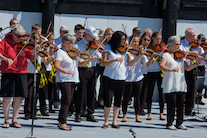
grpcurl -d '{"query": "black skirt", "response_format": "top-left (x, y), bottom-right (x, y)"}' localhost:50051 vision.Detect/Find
top-left (0, 73), bottom-right (28, 98)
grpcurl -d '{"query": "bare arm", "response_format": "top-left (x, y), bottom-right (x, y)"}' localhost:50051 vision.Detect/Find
top-left (184, 55), bottom-right (203, 71)
top-left (54, 60), bottom-right (75, 76)
top-left (127, 52), bottom-right (144, 66)
top-left (101, 51), bottom-right (123, 66)
top-left (160, 58), bottom-right (179, 72)
top-left (78, 56), bottom-right (98, 67)
top-left (146, 52), bottom-right (157, 67)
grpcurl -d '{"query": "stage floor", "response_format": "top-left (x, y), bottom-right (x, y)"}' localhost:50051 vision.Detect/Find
top-left (0, 99), bottom-right (207, 138)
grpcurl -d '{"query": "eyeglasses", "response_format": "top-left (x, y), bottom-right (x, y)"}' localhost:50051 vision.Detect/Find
top-left (144, 38), bottom-right (150, 41)
top-left (174, 43), bottom-right (181, 46)
top-left (14, 33), bottom-right (23, 38)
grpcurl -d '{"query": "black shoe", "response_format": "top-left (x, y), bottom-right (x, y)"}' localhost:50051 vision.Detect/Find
top-left (198, 101), bottom-right (205, 105)
top-left (86, 115), bottom-right (98, 122)
top-left (68, 111), bottom-right (73, 117)
top-left (41, 109), bottom-right (50, 116)
top-left (24, 116), bottom-right (30, 120)
top-left (74, 115), bottom-right (81, 122)
top-left (49, 109), bottom-right (55, 113)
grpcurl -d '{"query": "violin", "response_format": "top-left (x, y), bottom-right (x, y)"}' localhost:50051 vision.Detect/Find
top-left (200, 41), bottom-right (207, 50)
top-left (145, 49), bottom-right (154, 56)
top-left (80, 51), bottom-right (90, 59)
top-left (190, 39), bottom-right (199, 47)
top-left (68, 48), bottom-right (80, 58)
top-left (118, 43), bottom-right (128, 53)
top-left (128, 45), bottom-right (144, 55)
top-left (89, 39), bottom-right (105, 53)
top-left (155, 42), bottom-right (169, 53)
top-left (38, 50), bottom-right (49, 57)
top-left (17, 42), bottom-right (35, 50)
top-left (174, 50), bottom-right (197, 60)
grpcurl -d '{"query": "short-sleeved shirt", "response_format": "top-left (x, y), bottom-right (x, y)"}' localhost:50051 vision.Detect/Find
top-left (55, 48), bottom-right (79, 83)
top-left (103, 44), bottom-right (128, 80)
top-left (161, 53), bottom-right (187, 93)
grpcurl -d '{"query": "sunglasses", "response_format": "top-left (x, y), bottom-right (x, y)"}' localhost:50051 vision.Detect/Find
top-left (14, 33), bottom-right (23, 38)
top-left (144, 38), bottom-right (150, 41)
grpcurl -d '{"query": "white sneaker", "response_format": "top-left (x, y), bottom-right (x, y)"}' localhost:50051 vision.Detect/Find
top-left (176, 124), bottom-right (188, 130)
top-left (166, 125), bottom-right (177, 130)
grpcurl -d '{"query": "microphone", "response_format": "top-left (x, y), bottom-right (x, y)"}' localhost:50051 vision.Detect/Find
top-left (129, 128), bottom-right (136, 138)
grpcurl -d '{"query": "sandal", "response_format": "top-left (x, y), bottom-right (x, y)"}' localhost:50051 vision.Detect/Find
top-left (2, 122), bottom-right (9, 128)
top-left (101, 124), bottom-right (108, 129)
top-left (59, 124), bottom-right (72, 131)
top-left (111, 124), bottom-right (121, 129)
top-left (10, 122), bottom-right (21, 128)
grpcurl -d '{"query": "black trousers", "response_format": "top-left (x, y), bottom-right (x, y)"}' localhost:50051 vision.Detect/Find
top-left (185, 69), bottom-right (196, 114)
top-left (98, 66), bottom-right (105, 102)
top-left (75, 67), bottom-right (96, 116)
top-left (165, 92), bottom-right (186, 126)
top-left (103, 76), bottom-right (125, 107)
top-left (146, 71), bottom-right (164, 113)
top-left (122, 80), bottom-right (143, 115)
top-left (24, 73), bottom-right (40, 117)
top-left (58, 82), bottom-right (75, 124)
top-left (140, 74), bottom-right (148, 112)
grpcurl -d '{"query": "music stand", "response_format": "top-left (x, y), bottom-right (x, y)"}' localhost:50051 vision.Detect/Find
top-left (189, 68), bottom-right (207, 122)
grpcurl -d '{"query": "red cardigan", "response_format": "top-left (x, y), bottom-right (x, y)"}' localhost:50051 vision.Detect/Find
top-left (0, 32), bottom-right (34, 74)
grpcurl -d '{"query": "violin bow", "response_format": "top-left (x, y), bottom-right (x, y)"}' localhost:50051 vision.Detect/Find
top-left (46, 21), bottom-right (52, 35)
top-left (6, 36), bottom-right (31, 71)
top-left (118, 37), bottom-right (135, 68)
top-left (91, 35), bottom-right (108, 56)
top-left (122, 24), bottom-right (127, 36)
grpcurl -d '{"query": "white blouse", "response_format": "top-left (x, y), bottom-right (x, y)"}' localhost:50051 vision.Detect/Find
top-left (126, 54), bottom-right (148, 82)
top-left (55, 48), bottom-right (79, 83)
top-left (103, 44), bottom-right (128, 80)
top-left (161, 53), bottom-right (187, 94)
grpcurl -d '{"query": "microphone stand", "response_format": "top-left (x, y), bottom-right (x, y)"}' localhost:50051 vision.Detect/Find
top-left (27, 36), bottom-right (38, 138)
top-left (129, 129), bottom-right (136, 138)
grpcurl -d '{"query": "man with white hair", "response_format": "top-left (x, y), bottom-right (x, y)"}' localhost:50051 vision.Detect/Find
top-left (74, 26), bottom-right (101, 122)
top-left (180, 28), bottom-right (202, 115)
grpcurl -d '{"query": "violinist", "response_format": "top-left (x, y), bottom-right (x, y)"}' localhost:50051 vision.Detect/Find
top-left (54, 25), bottom-right (69, 48)
top-left (180, 28), bottom-right (199, 115)
top-left (138, 32), bottom-right (151, 115)
top-left (30, 24), bottom-right (50, 116)
top-left (54, 34), bottom-right (77, 131)
top-left (74, 26), bottom-right (100, 123)
top-left (101, 31), bottom-right (127, 129)
top-left (160, 35), bottom-right (203, 130)
top-left (96, 28), bottom-right (114, 108)
top-left (121, 36), bottom-right (148, 123)
top-left (74, 24), bottom-right (85, 44)
top-left (145, 31), bottom-right (165, 121)
top-left (24, 32), bottom-right (42, 120)
top-left (195, 34), bottom-right (206, 105)
top-left (41, 32), bottom-right (57, 113)
top-left (0, 24), bottom-right (39, 128)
